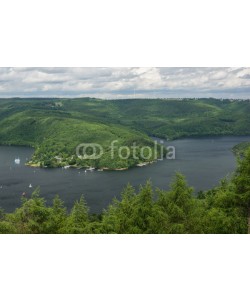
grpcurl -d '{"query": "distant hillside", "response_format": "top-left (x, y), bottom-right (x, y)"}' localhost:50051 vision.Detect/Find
top-left (0, 97), bottom-right (250, 169)
top-left (57, 97), bottom-right (250, 139)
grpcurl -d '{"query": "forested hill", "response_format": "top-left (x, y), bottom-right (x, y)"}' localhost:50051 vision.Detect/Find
top-left (0, 97), bottom-right (250, 169)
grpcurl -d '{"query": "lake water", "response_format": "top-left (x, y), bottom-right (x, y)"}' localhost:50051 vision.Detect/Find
top-left (0, 136), bottom-right (250, 213)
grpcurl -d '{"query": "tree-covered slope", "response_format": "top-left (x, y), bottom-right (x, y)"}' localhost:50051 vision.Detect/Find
top-left (0, 97), bottom-right (250, 169)
top-left (0, 105), bottom-right (158, 169)
top-left (109, 98), bottom-right (250, 139)
top-left (58, 98), bottom-right (250, 139)
top-left (233, 142), bottom-right (250, 157)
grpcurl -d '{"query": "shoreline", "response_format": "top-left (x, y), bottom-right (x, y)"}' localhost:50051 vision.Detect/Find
top-left (25, 159), bottom-right (157, 171)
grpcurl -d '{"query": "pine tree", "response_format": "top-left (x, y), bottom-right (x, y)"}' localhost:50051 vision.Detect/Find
top-left (45, 195), bottom-right (67, 233)
top-left (9, 188), bottom-right (50, 233)
top-left (65, 196), bottom-right (89, 233)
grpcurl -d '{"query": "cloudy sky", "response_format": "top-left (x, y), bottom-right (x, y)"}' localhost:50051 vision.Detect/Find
top-left (0, 67), bottom-right (250, 99)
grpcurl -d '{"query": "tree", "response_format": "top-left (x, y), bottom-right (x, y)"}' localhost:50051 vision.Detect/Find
top-left (102, 182), bottom-right (156, 234)
top-left (45, 195), bottom-right (67, 233)
top-left (233, 148), bottom-right (250, 208)
top-left (8, 188), bottom-right (50, 233)
top-left (64, 196), bottom-right (89, 233)
top-left (101, 184), bottom-right (137, 233)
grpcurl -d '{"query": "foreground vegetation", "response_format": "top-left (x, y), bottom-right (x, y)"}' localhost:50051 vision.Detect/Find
top-left (1, 147), bottom-right (249, 234)
top-left (233, 141), bottom-right (250, 157)
top-left (0, 97), bottom-right (250, 169)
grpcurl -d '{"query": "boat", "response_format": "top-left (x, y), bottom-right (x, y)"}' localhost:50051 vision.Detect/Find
top-left (15, 158), bottom-right (21, 165)
top-left (63, 165), bottom-right (70, 169)
top-left (86, 167), bottom-right (95, 172)
top-left (137, 162), bottom-right (149, 167)
top-left (29, 184), bottom-right (32, 188)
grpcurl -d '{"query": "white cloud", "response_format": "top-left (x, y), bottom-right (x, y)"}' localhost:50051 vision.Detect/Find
top-left (0, 67), bottom-right (249, 98)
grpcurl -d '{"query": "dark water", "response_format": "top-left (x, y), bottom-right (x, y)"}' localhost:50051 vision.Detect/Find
top-left (0, 136), bottom-right (250, 213)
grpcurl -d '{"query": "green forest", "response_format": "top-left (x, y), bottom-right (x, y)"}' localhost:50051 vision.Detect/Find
top-left (1, 146), bottom-right (249, 234)
top-left (233, 141), bottom-right (250, 156)
top-left (0, 97), bottom-right (250, 169)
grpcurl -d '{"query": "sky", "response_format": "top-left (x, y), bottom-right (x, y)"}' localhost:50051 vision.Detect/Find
top-left (0, 67), bottom-right (250, 99)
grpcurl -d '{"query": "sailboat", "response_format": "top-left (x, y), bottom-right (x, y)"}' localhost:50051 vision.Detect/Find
top-left (29, 184), bottom-right (32, 188)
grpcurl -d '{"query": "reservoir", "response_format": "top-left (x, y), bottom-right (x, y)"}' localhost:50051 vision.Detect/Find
top-left (0, 136), bottom-right (249, 213)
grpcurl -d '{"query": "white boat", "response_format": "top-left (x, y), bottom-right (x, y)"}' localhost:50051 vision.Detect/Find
top-left (15, 158), bottom-right (21, 165)
top-left (137, 162), bottom-right (149, 167)
top-left (29, 184), bottom-right (32, 188)
top-left (86, 167), bottom-right (95, 171)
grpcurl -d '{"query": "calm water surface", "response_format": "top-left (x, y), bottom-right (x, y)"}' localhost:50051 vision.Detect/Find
top-left (0, 136), bottom-right (249, 213)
